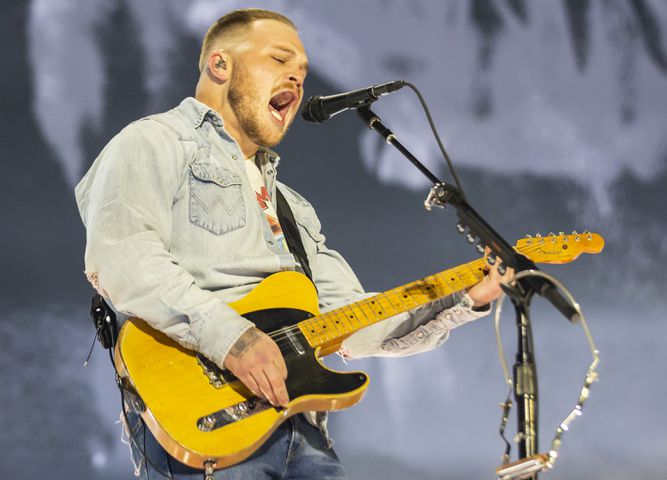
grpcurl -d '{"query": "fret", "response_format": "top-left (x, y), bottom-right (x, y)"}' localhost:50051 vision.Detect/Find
top-left (353, 300), bottom-right (376, 328)
top-left (436, 270), bottom-right (463, 294)
top-left (325, 314), bottom-right (343, 339)
top-left (329, 311), bottom-right (349, 335)
top-left (298, 320), bottom-right (317, 344)
top-left (393, 285), bottom-right (421, 310)
top-left (378, 290), bottom-right (409, 316)
top-left (363, 297), bottom-right (391, 323)
top-left (335, 307), bottom-right (356, 333)
top-left (466, 261), bottom-right (486, 282)
top-left (374, 295), bottom-right (396, 317)
top-left (341, 304), bottom-right (364, 331)
top-left (423, 273), bottom-right (447, 298)
top-left (414, 278), bottom-right (441, 303)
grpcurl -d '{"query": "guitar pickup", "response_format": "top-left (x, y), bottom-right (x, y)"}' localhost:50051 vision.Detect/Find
top-left (197, 397), bottom-right (273, 432)
top-left (286, 330), bottom-right (306, 355)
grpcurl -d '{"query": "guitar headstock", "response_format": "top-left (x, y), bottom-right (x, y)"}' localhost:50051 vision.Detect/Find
top-left (515, 230), bottom-right (605, 264)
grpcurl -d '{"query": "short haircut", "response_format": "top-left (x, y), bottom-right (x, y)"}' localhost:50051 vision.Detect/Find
top-left (199, 9), bottom-right (297, 72)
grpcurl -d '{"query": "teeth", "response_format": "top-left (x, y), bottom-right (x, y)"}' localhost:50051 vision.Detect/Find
top-left (270, 109), bottom-right (283, 122)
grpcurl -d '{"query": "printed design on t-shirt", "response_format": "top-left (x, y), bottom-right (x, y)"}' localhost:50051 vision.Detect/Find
top-left (246, 164), bottom-right (288, 251)
top-left (255, 185), bottom-right (271, 210)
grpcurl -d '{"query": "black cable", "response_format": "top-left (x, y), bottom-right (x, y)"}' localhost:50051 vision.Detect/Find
top-left (403, 81), bottom-right (467, 201)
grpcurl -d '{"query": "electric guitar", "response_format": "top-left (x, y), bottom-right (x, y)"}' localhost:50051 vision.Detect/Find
top-left (115, 231), bottom-right (604, 470)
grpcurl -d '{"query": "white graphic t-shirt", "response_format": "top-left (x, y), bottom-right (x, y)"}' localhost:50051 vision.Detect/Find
top-left (244, 159), bottom-right (288, 252)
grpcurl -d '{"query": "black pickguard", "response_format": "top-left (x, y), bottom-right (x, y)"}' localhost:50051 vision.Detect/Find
top-left (243, 308), bottom-right (367, 399)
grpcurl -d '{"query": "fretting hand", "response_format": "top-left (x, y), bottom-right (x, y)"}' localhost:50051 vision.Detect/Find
top-left (466, 256), bottom-right (514, 308)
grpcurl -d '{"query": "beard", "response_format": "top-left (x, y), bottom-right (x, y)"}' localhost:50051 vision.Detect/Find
top-left (227, 64), bottom-right (291, 148)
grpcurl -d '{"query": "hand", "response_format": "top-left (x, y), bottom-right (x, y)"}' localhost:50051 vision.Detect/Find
top-left (466, 256), bottom-right (514, 308)
top-left (223, 327), bottom-right (289, 407)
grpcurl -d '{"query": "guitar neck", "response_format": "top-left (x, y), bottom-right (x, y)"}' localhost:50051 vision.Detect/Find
top-left (298, 257), bottom-right (487, 352)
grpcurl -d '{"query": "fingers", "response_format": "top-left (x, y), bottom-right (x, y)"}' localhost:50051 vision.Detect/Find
top-left (246, 359), bottom-right (288, 407)
top-left (259, 367), bottom-right (289, 407)
top-left (468, 256), bottom-right (515, 306)
top-left (485, 255), bottom-right (514, 282)
top-left (239, 372), bottom-right (261, 399)
top-left (274, 352), bottom-right (288, 381)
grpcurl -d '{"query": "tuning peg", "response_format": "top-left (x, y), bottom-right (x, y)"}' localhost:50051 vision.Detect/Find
top-left (486, 255), bottom-right (496, 265)
top-left (498, 264), bottom-right (506, 275)
top-left (572, 230), bottom-right (578, 235)
top-left (476, 243), bottom-right (485, 255)
top-left (456, 222), bottom-right (465, 234)
top-left (548, 231), bottom-right (555, 237)
top-left (466, 232), bottom-right (476, 244)
top-left (524, 234), bottom-right (532, 244)
top-left (558, 231), bottom-right (565, 236)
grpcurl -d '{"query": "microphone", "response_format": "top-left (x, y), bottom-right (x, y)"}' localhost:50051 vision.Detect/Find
top-left (301, 80), bottom-right (406, 123)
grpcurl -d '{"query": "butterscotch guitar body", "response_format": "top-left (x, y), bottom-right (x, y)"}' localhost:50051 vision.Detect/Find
top-left (115, 271), bottom-right (369, 470)
top-left (114, 232), bottom-right (604, 471)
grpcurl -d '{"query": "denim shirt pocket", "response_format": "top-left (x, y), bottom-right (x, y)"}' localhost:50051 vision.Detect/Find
top-left (189, 161), bottom-right (246, 236)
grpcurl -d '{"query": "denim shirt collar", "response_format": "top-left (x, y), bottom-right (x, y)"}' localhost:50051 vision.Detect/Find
top-left (178, 97), bottom-right (281, 168)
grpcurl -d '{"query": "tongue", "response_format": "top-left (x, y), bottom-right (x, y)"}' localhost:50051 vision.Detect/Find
top-left (270, 91), bottom-right (293, 109)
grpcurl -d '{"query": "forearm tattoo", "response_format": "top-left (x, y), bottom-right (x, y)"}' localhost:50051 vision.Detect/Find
top-left (228, 328), bottom-right (262, 358)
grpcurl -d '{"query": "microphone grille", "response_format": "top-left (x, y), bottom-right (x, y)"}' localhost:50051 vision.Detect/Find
top-left (300, 96), bottom-right (326, 123)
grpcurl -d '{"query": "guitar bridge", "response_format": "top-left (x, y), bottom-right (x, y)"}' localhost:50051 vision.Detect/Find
top-left (197, 397), bottom-right (274, 432)
top-left (196, 354), bottom-right (236, 388)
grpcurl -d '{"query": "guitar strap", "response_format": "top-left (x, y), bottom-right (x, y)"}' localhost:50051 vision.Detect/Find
top-left (275, 187), bottom-right (314, 283)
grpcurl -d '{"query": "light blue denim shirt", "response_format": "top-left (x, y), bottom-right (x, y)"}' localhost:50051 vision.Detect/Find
top-left (75, 97), bottom-right (487, 370)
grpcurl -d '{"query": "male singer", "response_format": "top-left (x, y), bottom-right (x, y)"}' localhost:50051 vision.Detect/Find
top-left (76, 8), bottom-right (511, 479)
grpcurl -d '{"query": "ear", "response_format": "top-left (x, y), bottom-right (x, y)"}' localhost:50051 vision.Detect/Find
top-left (207, 50), bottom-right (231, 82)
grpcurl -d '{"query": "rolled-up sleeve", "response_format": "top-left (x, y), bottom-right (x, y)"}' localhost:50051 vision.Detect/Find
top-left (75, 120), bottom-right (253, 368)
top-left (340, 292), bottom-right (490, 359)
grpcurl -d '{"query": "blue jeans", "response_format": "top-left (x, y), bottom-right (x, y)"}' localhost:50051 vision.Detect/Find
top-left (127, 413), bottom-right (349, 480)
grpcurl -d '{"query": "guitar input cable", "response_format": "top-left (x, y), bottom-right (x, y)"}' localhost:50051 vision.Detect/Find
top-left (84, 297), bottom-right (175, 479)
top-left (107, 339), bottom-right (176, 479)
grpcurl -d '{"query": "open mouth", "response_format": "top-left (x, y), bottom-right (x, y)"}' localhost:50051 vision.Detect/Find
top-left (268, 90), bottom-right (297, 125)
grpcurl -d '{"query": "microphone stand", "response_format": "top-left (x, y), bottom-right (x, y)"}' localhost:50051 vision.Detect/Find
top-left (356, 106), bottom-right (579, 474)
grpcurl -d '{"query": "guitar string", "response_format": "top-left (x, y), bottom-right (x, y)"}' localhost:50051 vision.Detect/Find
top-left (263, 240), bottom-right (562, 349)
top-left (266, 244), bottom-right (535, 351)
top-left (264, 241), bottom-right (551, 349)
top-left (266, 254), bottom-right (486, 343)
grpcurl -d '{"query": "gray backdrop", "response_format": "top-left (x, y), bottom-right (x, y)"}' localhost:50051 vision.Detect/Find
top-left (2, 1), bottom-right (666, 479)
